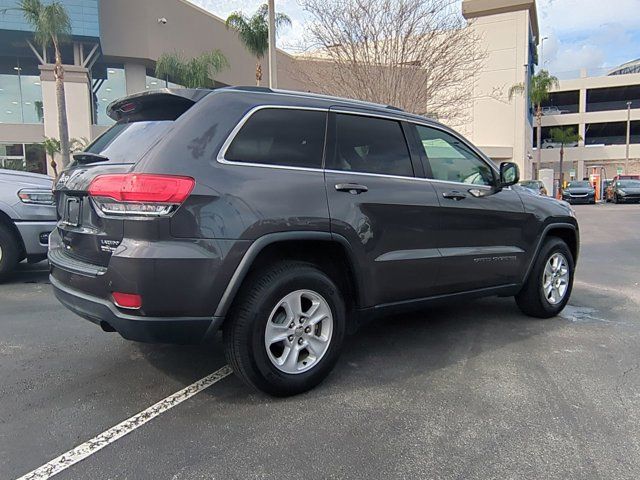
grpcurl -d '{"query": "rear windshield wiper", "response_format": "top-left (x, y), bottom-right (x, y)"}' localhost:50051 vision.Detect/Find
top-left (73, 152), bottom-right (110, 164)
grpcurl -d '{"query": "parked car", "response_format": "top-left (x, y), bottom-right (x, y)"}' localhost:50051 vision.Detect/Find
top-left (518, 180), bottom-right (548, 196)
top-left (562, 180), bottom-right (596, 204)
top-left (49, 87), bottom-right (579, 396)
top-left (542, 139), bottom-right (579, 149)
top-left (608, 179), bottom-right (640, 203)
top-left (0, 169), bottom-right (56, 281)
top-left (542, 106), bottom-right (562, 116)
top-left (605, 175), bottom-right (640, 202)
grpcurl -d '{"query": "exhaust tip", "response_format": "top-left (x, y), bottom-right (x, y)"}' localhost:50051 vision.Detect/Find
top-left (100, 321), bottom-right (116, 332)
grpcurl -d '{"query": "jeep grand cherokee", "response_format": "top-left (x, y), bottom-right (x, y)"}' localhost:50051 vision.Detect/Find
top-left (50, 87), bottom-right (579, 396)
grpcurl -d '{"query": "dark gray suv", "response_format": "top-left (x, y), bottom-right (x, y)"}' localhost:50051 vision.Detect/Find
top-left (50, 87), bottom-right (579, 396)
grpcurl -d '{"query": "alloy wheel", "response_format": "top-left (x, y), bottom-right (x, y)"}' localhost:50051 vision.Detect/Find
top-left (264, 289), bottom-right (333, 374)
top-left (542, 252), bottom-right (570, 305)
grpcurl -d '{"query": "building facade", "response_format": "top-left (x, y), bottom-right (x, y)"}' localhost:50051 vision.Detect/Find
top-left (539, 65), bottom-right (640, 181)
top-left (0, 0), bottom-right (305, 176)
top-left (461, 0), bottom-right (538, 180)
top-left (0, 0), bottom-right (538, 177)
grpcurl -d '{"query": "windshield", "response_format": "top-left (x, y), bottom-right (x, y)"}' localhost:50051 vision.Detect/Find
top-left (618, 180), bottom-right (640, 188)
top-left (568, 181), bottom-right (591, 188)
top-left (80, 120), bottom-right (173, 164)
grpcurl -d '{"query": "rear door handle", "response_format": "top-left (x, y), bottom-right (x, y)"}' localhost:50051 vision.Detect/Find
top-left (335, 183), bottom-right (368, 195)
top-left (442, 190), bottom-right (467, 201)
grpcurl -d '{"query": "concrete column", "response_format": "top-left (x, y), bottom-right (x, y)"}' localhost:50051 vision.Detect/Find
top-left (124, 63), bottom-right (147, 95)
top-left (577, 160), bottom-right (585, 180)
top-left (39, 64), bottom-right (92, 176)
top-left (578, 88), bottom-right (587, 147)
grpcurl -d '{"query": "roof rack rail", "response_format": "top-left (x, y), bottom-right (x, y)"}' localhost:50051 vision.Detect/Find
top-left (224, 86), bottom-right (273, 93)
top-left (219, 86), bottom-right (406, 113)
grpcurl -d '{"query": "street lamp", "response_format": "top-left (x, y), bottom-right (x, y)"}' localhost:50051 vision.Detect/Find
top-left (626, 100), bottom-right (632, 174)
top-left (540, 36), bottom-right (549, 69)
top-left (267, 0), bottom-right (277, 88)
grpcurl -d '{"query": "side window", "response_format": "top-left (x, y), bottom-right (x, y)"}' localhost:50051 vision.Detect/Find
top-left (328, 113), bottom-right (414, 177)
top-left (225, 108), bottom-right (326, 169)
top-left (416, 125), bottom-right (494, 186)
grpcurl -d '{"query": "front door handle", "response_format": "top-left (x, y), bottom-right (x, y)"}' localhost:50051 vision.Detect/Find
top-left (442, 190), bottom-right (467, 201)
top-left (335, 183), bottom-right (368, 195)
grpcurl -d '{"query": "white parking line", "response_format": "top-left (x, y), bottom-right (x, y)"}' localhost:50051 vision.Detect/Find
top-left (16, 365), bottom-right (233, 480)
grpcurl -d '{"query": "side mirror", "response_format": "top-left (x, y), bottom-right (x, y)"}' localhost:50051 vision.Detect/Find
top-left (499, 162), bottom-right (520, 187)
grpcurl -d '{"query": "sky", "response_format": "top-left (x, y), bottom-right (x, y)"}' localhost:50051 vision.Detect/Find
top-left (189, 0), bottom-right (640, 76)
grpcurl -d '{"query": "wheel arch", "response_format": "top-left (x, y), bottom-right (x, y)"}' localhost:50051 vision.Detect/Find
top-left (521, 222), bottom-right (579, 284)
top-left (214, 232), bottom-right (364, 320)
top-left (0, 209), bottom-right (26, 260)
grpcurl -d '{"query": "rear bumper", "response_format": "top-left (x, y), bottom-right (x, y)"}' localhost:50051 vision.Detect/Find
top-left (51, 275), bottom-right (223, 344)
top-left (14, 220), bottom-right (56, 258)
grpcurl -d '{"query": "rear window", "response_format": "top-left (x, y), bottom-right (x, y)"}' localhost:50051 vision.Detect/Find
top-left (328, 113), bottom-right (414, 177)
top-left (225, 108), bottom-right (326, 169)
top-left (82, 120), bottom-right (173, 164)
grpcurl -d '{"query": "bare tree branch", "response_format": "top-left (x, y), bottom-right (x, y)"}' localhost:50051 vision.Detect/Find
top-left (289, 0), bottom-right (486, 124)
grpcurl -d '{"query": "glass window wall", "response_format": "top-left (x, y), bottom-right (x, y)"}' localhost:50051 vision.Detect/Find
top-left (91, 65), bottom-right (127, 126)
top-left (0, 57), bottom-right (43, 124)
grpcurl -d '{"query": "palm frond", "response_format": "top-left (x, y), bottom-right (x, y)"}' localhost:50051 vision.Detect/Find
top-left (550, 126), bottom-right (582, 145)
top-left (43, 137), bottom-right (61, 156)
top-left (226, 4), bottom-right (291, 60)
top-left (18, 0), bottom-right (70, 48)
top-left (155, 50), bottom-right (229, 88)
top-left (275, 12), bottom-right (292, 30)
top-left (529, 69), bottom-right (559, 105)
top-left (508, 83), bottom-right (525, 101)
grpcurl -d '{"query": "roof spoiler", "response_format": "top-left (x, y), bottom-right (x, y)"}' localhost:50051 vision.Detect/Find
top-left (106, 88), bottom-right (213, 121)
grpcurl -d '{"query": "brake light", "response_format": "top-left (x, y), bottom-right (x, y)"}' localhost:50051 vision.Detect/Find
top-left (112, 292), bottom-right (142, 309)
top-left (88, 174), bottom-right (194, 217)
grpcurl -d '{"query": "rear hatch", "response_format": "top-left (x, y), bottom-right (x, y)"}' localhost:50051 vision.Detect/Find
top-left (53, 90), bottom-right (208, 267)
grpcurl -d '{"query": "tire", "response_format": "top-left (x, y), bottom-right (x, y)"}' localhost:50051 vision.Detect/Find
top-left (614, 194), bottom-right (619, 204)
top-left (0, 223), bottom-right (20, 283)
top-left (515, 238), bottom-right (574, 319)
top-left (223, 261), bottom-right (346, 396)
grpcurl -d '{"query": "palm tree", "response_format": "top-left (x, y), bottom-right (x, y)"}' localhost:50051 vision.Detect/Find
top-left (509, 70), bottom-right (559, 176)
top-left (43, 137), bottom-right (61, 177)
top-left (226, 4), bottom-right (291, 86)
top-left (550, 127), bottom-right (582, 195)
top-left (18, 0), bottom-right (72, 169)
top-left (42, 136), bottom-right (88, 177)
top-left (155, 50), bottom-right (229, 89)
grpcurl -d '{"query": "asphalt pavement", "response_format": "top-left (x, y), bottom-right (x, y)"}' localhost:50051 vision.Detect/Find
top-left (1, 203), bottom-right (639, 479)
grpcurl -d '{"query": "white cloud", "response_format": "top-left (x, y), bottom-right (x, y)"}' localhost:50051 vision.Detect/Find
top-left (539, 0), bottom-right (640, 34)
top-left (538, 0), bottom-right (640, 74)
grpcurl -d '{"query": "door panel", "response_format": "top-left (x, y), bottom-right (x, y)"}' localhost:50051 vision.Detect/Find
top-left (412, 124), bottom-right (529, 293)
top-left (430, 182), bottom-right (528, 293)
top-left (326, 172), bottom-right (441, 305)
top-left (325, 111), bottom-right (441, 306)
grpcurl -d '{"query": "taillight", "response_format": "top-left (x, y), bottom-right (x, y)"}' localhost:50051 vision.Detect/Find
top-left (88, 174), bottom-right (194, 217)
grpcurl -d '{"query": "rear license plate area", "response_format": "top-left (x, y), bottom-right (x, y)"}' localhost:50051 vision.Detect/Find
top-left (63, 197), bottom-right (82, 227)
